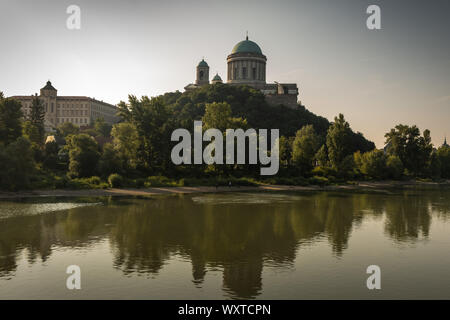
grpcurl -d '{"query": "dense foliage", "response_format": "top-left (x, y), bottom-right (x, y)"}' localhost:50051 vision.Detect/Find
top-left (0, 85), bottom-right (449, 191)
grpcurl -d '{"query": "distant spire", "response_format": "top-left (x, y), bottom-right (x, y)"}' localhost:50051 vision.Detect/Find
top-left (246, 31), bottom-right (248, 40)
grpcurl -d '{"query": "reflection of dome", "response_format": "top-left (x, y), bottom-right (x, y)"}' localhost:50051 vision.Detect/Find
top-left (197, 59), bottom-right (208, 67)
top-left (231, 38), bottom-right (263, 55)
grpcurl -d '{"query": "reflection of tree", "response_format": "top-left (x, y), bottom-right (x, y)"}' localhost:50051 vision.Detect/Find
top-left (384, 191), bottom-right (432, 241)
top-left (107, 194), bottom-right (356, 297)
top-left (0, 204), bottom-right (116, 276)
top-left (1, 189), bottom-right (449, 298)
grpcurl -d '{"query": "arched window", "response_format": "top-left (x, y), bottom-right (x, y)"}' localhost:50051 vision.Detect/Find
top-left (199, 70), bottom-right (204, 80)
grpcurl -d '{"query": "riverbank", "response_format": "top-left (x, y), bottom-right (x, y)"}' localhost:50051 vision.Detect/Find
top-left (0, 180), bottom-right (449, 199)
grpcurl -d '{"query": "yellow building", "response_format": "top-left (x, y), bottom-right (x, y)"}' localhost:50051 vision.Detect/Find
top-left (11, 81), bottom-right (119, 131)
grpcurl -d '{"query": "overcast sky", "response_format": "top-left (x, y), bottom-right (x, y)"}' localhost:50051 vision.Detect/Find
top-left (1, 0), bottom-right (449, 147)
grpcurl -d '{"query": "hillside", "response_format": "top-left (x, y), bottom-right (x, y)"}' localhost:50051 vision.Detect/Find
top-left (158, 83), bottom-right (375, 153)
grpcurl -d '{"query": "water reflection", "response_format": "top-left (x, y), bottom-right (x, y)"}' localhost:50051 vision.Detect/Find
top-left (0, 188), bottom-right (449, 299)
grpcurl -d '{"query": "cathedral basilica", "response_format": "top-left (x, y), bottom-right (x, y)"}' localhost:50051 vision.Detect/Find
top-left (184, 36), bottom-right (299, 109)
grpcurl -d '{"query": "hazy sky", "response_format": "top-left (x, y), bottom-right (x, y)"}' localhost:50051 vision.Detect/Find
top-left (1, 0), bottom-right (449, 147)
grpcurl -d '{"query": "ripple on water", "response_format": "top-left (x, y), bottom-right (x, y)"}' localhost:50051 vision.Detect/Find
top-left (191, 193), bottom-right (304, 205)
top-left (0, 202), bottom-right (101, 218)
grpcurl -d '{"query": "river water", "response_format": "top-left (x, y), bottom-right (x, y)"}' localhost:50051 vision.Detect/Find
top-left (0, 188), bottom-right (449, 299)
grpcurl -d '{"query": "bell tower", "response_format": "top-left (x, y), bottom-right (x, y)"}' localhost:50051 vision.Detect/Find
top-left (40, 80), bottom-right (58, 126)
top-left (195, 59), bottom-right (209, 86)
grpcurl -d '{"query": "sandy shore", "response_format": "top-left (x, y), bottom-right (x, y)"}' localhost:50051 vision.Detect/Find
top-left (0, 180), bottom-right (448, 199)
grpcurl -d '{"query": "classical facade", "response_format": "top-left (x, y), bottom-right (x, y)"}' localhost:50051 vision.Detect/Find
top-left (11, 81), bottom-right (119, 131)
top-left (185, 36), bottom-right (299, 108)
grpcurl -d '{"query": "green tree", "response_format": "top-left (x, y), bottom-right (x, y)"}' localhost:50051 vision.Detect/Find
top-left (354, 149), bottom-right (387, 179)
top-left (384, 124), bottom-right (433, 176)
top-left (203, 102), bottom-right (233, 131)
top-left (428, 152), bottom-right (441, 179)
top-left (24, 94), bottom-right (45, 145)
top-left (279, 136), bottom-right (293, 167)
top-left (291, 125), bottom-right (320, 174)
top-left (314, 144), bottom-right (328, 167)
top-left (94, 117), bottom-right (112, 137)
top-left (43, 140), bottom-right (60, 170)
top-left (0, 137), bottom-right (35, 190)
top-left (326, 114), bottom-right (352, 171)
top-left (111, 122), bottom-right (139, 171)
top-left (121, 95), bottom-right (173, 173)
top-left (57, 122), bottom-right (79, 137)
top-left (66, 134), bottom-right (100, 178)
top-left (437, 145), bottom-right (450, 178)
top-left (117, 99), bottom-right (132, 122)
top-left (0, 94), bottom-right (23, 146)
top-left (98, 143), bottom-right (123, 177)
top-left (386, 155), bottom-right (404, 180)
top-left (202, 102), bottom-right (252, 174)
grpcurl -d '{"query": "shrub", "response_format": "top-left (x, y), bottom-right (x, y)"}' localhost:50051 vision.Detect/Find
top-left (88, 176), bottom-right (101, 185)
top-left (54, 175), bottom-right (69, 189)
top-left (308, 175), bottom-right (329, 186)
top-left (311, 166), bottom-right (337, 177)
top-left (262, 176), bottom-right (308, 186)
top-left (145, 175), bottom-right (174, 187)
top-left (135, 178), bottom-right (146, 188)
top-left (108, 173), bottom-right (124, 188)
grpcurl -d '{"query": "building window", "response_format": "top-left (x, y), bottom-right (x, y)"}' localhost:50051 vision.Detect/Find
top-left (252, 67), bottom-right (256, 80)
top-left (51, 103), bottom-right (54, 113)
top-left (242, 67), bottom-right (247, 79)
top-left (199, 70), bottom-right (204, 80)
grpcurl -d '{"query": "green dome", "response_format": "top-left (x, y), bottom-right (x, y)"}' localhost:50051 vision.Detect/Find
top-left (197, 59), bottom-right (208, 67)
top-left (231, 38), bottom-right (262, 55)
top-left (212, 74), bottom-right (222, 81)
